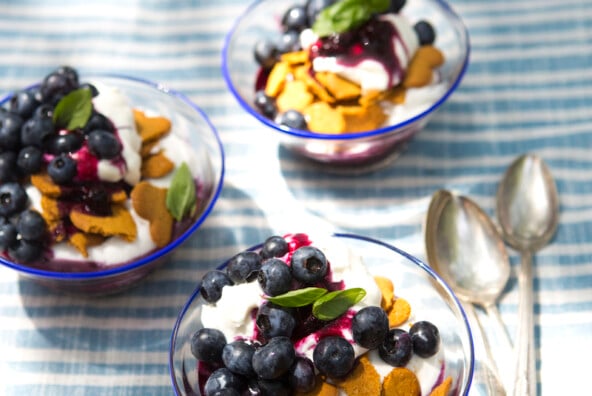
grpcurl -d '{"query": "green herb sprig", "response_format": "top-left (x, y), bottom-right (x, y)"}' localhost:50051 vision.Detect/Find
top-left (266, 286), bottom-right (366, 321)
top-left (166, 162), bottom-right (197, 221)
top-left (312, 0), bottom-right (390, 37)
top-left (52, 87), bottom-right (93, 130)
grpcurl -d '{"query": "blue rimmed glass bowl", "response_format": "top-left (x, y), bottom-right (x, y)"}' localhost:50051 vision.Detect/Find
top-left (169, 233), bottom-right (474, 395)
top-left (0, 74), bottom-right (225, 295)
top-left (222, 0), bottom-right (470, 173)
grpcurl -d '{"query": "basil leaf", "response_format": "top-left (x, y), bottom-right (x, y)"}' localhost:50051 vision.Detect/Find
top-left (312, 288), bottom-right (366, 321)
top-left (266, 287), bottom-right (328, 307)
top-left (312, 0), bottom-right (390, 37)
top-left (52, 87), bottom-right (93, 130)
top-left (166, 162), bottom-right (197, 221)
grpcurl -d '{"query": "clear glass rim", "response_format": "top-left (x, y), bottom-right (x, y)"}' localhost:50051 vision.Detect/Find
top-left (0, 73), bottom-right (226, 280)
top-left (221, 0), bottom-right (471, 141)
top-left (168, 232), bottom-right (475, 395)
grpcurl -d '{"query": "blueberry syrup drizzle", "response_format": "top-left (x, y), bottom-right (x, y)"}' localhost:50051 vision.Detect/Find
top-left (309, 15), bottom-right (408, 89)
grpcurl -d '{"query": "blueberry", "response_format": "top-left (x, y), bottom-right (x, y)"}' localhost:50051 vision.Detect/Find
top-left (33, 104), bottom-right (54, 119)
top-left (0, 111), bottom-right (23, 150)
top-left (414, 20), bottom-right (436, 45)
top-left (79, 82), bottom-right (99, 97)
top-left (257, 258), bottom-right (292, 296)
top-left (378, 328), bottom-right (413, 367)
top-left (46, 132), bottom-right (84, 155)
top-left (17, 146), bottom-right (44, 174)
top-left (253, 90), bottom-right (277, 119)
top-left (200, 270), bottom-right (233, 303)
top-left (16, 210), bottom-right (46, 241)
top-left (226, 250), bottom-right (262, 283)
top-left (21, 114), bottom-right (54, 147)
top-left (8, 239), bottom-right (43, 263)
top-left (276, 109), bottom-right (307, 130)
top-left (352, 306), bottom-right (389, 349)
top-left (0, 182), bottom-right (28, 217)
top-left (290, 246), bottom-right (328, 284)
top-left (288, 356), bottom-right (316, 393)
top-left (252, 336), bottom-right (295, 379)
top-left (87, 129), bottom-right (121, 159)
top-left (385, 0), bottom-right (406, 14)
top-left (256, 301), bottom-right (296, 339)
top-left (0, 219), bottom-right (17, 250)
top-left (409, 320), bottom-right (440, 357)
top-left (47, 154), bottom-right (77, 184)
top-left (0, 151), bottom-right (19, 183)
top-left (313, 336), bottom-right (355, 378)
top-left (222, 340), bottom-right (256, 376)
top-left (254, 39), bottom-right (279, 70)
top-left (260, 235), bottom-right (289, 260)
top-left (9, 90), bottom-right (40, 119)
top-left (39, 67), bottom-right (79, 104)
top-left (190, 327), bottom-right (227, 364)
top-left (84, 112), bottom-right (114, 134)
top-left (277, 29), bottom-right (302, 54)
top-left (203, 367), bottom-right (245, 396)
top-left (305, 0), bottom-right (338, 25)
top-left (247, 378), bottom-right (290, 395)
top-left (211, 389), bottom-right (240, 396)
top-left (282, 5), bottom-right (309, 31)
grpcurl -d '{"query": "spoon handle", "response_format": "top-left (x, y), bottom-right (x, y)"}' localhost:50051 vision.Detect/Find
top-left (465, 303), bottom-right (507, 396)
top-left (513, 251), bottom-right (537, 396)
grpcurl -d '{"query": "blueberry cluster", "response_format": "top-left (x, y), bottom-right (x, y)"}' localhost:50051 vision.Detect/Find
top-left (192, 235), bottom-right (441, 395)
top-left (0, 66), bottom-right (120, 263)
top-left (252, 0), bottom-right (435, 132)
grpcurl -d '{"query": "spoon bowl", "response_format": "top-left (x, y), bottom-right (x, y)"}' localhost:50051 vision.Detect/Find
top-left (426, 190), bottom-right (511, 307)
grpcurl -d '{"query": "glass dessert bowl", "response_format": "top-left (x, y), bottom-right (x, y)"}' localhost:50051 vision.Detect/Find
top-left (222, 0), bottom-right (470, 173)
top-left (169, 233), bottom-right (474, 395)
top-left (0, 67), bottom-right (225, 295)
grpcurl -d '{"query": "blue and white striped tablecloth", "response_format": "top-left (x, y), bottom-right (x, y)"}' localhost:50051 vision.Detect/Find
top-left (1, 0), bottom-right (591, 395)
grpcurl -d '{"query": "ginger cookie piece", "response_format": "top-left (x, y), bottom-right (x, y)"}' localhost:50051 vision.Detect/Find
top-left (358, 89), bottom-right (382, 107)
top-left (415, 45), bottom-right (445, 68)
top-left (70, 204), bottom-right (137, 242)
top-left (384, 86), bottom-right (407, 105)
top-left (276, 80), bottom-right (315, 113)
top-left (133, 109), bottom-right (172, 143)
top-left (69, 232), bottom-right (106, 257)
top-left (141, 151), bottom-right (175, 178)
top-left (296, 376), bottom-right (340, 396)
top-left (382, 367), bottom-right (421, 396)
top-left (338, 102), bottom-right (387, 133)
top-left (388, 297), bottom-right (412, 328)
top-left (335, 355), bottom-right (381, 396)
top-left (110, 190), bottom-right (128, 203)
top-left (316, 71), bottom-right (361, 101)
top-left (429, 376), bottom-right (452, 396)
top-left (281, 50), bottom-right (310, 65)
top-left (303, 101), bottom-right (346, 134)
top-left (140, 139), bottom-right (160, 158)
top-left (403, 46), bottom-right (444, 89)
top-left (374, 276), bottom-right (395, 311)
top-left (298, 69), bottom-right (336, 104)
top-left (130, 181), bottom-right (173, 248)
top-left (265, 61), bottom-right (291, 97)
top-left (31, 173), bottom-right (62, 197)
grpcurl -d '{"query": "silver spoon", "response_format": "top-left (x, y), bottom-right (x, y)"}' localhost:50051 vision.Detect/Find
top-left (496, 154), bottom-right (559, 396)
top-left (426, 189), bottom-right (509, 396)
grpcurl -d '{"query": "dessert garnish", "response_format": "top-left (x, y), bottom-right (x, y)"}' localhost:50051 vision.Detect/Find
top-left (0, 66), bottom-right (202, 266)
top-left (190, 233), bottom-right (452, 395)
top-left (252, 0), bottom-right (445, 134)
